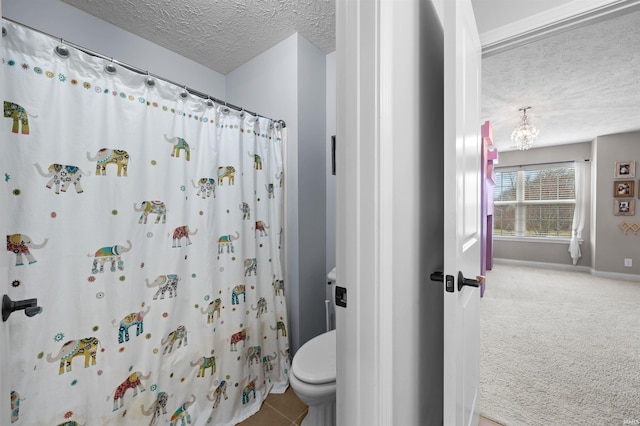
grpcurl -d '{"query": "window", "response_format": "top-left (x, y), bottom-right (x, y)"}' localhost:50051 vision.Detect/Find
top-left (493, 163), bottom-right (576, 238)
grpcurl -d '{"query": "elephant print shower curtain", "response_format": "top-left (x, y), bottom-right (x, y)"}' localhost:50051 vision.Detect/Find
top-left (1, 20), bottom-right (289, 425)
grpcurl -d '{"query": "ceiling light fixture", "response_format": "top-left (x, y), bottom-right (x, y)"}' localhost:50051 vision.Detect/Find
top-left (511, 106), bottom-right (539, 150)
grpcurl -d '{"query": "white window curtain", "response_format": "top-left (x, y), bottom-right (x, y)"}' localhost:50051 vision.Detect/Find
top-left (2, 20), bottom-right (289, 425)
top-left (569, 160), bottom-right (586, 264)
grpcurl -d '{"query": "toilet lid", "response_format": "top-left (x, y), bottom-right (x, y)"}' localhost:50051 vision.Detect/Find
top-left (292, 329), bottom-right (336, 385)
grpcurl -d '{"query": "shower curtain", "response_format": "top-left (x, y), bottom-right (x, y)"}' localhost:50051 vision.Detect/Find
top-left (2, 20), bottom-right (289, 426)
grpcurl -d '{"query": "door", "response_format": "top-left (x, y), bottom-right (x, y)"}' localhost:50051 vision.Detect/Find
top-left (443, 0), bottom-right (483, 425)
top-left (1, 1), bottom-right (10, 420)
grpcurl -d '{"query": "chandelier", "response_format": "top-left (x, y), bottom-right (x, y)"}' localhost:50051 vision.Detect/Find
top-left (511, 106), bottom-right (539, 150)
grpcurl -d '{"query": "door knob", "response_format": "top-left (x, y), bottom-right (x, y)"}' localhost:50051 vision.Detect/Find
top-left (2, 294), bottom-right (41, 322)
top-left (457, 272), bottom-right (484, 292)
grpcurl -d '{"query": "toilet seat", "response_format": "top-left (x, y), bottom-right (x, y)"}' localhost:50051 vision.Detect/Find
top-left (291, 329), bottom-right (336, 385)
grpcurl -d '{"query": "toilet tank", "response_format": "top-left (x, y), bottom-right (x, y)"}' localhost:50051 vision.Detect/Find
top-left (327, 267), bottom-right (336, 284)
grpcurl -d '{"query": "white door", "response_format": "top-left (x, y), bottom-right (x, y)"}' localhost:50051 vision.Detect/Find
top-left (443, 0), bottom-right (483, 425)
top-left (1, 2), bottom-right (10, 420)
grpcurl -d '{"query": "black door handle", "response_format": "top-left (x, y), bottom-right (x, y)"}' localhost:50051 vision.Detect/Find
top-left (2, 294), bottom-right (41, 321)
top-left (457, 272), bottom-right (484, 292)
top-left (431, 271), bottom-right (455, 293)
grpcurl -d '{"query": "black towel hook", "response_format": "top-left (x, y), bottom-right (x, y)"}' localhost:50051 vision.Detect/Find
top-left (2, 294), bottom-right (41, 321)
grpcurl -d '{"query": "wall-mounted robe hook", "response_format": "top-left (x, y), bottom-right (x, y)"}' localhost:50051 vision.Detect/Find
top-left (2, 294), bottom-right (41, 321)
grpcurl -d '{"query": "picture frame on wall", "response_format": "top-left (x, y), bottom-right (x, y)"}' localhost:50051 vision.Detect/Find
top-left (614, 199), bottom-right (635, 216)
top-left (614, 180), bottom-right (635, 197)
top-left (614, 161), bottom-right (635, 178)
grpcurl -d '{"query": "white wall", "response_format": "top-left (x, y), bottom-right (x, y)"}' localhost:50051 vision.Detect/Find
top-left (226, 33), bottom-right (327, 354)
top-left (2, 0), bottom-right (225, 98)
top-left (296, 35), bottom-right (328, 347)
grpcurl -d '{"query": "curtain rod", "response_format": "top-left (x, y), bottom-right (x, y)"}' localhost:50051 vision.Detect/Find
top-left (496, 159), bottom-right (590, 170)
top-left (1, 17), bottom-right (286, 128)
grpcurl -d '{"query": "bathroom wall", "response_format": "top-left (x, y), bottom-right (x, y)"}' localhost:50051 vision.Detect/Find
top-left (295, 36), bottom-right (328, 348)
top-left (226, 33), bottom-right (328, 354)
top-left (3, 0), bottom-right (226, 98)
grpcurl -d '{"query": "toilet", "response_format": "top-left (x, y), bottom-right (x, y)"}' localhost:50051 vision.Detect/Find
top-left (290, 329), bottom-right (336, 426)
top-left (290, 267), bottom-right (337, 426)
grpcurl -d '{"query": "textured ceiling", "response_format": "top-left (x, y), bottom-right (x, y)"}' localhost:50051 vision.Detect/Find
top-left (482, 8), bottom-right (640, 151)
top-left (57, 0), bottom-right (640, 151)
top-left (60, 0), bottom-right (336, 75)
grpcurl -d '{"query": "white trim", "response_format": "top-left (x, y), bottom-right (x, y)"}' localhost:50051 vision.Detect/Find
top-left (481, 0), bottom-right (640, 55)
top-left (494, 258), bottom-right (640, 281)
top-left (494, 258), bottom-right (591, 273)
top-left (591, 269), bottom-right (640, 282)
top-left (335, 0), bottom-right (384, 424)
top-left (378, 0), bottom-right (394, 424)
top-left (494, 199), bottom-right (576, 206)
top-left (494, 236), bottom-right (576, 244)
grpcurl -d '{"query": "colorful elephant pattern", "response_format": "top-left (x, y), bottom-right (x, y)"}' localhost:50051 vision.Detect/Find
top-left (3, 32), bottom-right (288, 426)
top-left (4, 100), bottom-right (34, 135)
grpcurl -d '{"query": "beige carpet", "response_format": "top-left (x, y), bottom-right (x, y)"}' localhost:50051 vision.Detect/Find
top-left (480, 264), bottom-right (640, 426)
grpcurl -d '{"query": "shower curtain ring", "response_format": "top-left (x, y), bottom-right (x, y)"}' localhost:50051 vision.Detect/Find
top-left (145, 72), bottom-right (156, 88)
top-left (206, 98), bottom-right (215, 108)
top-left (104, 59), bottom-right (117, 75)
top-left (180, 86), bottom-right (189, 99)
top-left (55, 38), bottom-right (70, 58)
top-left (2, 27), bottom-right (6, 37)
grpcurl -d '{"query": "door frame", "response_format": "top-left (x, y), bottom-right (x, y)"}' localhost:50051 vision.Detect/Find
top-left (335, 0), bottom-right (446, 424)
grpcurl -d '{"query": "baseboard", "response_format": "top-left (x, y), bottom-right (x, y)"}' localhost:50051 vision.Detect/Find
top-left (590, 269), bottom-right (640, 282)
top-left (493, 258), bottom-right (592, 273)
top-left (493, 258), bottom-right (640, 281)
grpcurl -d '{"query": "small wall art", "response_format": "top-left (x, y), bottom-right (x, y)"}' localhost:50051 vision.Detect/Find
top-left (614, 161), bottom-right (635, 178)
top-left (614, 199), bottom-right (635, 216)
top-left (614, 180), bottom-right (634, 197)
top-left (619, 221), bottom-right (640, 235)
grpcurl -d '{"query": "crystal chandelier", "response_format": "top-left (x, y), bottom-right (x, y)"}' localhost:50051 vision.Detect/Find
top-left (511, 106), bottom-right (539, 150)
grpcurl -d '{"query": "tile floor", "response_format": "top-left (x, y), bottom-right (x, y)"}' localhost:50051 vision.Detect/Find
top-left (479, 416), bottom-right (504, 426)
top-left (236, 386), bottom-right (308, 425)
top-left (237, 387), bottom-right (503, 426)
